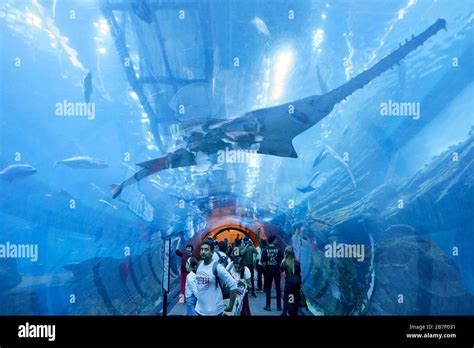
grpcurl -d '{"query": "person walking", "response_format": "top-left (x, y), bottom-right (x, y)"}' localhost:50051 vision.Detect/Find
top-left (195, 240), bottom-right (238, 316)
top-left (261, 235), bottom-right (283, 311)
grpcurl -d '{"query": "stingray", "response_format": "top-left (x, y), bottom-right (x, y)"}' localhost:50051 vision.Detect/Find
top-left (111, 19), bottom-right (447, 199)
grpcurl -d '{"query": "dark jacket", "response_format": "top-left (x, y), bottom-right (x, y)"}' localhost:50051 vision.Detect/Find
top-left (282, 260), bottom-right (301, 292)
top-left (239, 243), bottom-right (258, 266)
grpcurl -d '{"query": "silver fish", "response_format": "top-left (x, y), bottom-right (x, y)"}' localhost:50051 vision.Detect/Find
top-left (0, 164), bottom-right (37, 181)
top-left (55, 156), bottom-right (108, 169)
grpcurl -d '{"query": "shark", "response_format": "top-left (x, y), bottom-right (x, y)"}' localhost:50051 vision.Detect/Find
top-left (111, 19), bottom-right (447, 199)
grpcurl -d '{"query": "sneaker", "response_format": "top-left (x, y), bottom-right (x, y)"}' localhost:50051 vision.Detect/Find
top-left (263, 305), bottom-right (271, 311)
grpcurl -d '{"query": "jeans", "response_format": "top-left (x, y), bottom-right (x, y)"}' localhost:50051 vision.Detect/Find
top-left (283, 289), bottom-right (299, 316)
top-left (265, 266), bottom-right (281, 308)
top-left (256, 264), bottom-right (265, 290)
top-left (196, 312), bottom-right (223, 316)
top-left (246, 264), bottom-right (255, 294)
top-left (185, 295), bottom-right (197, 316)
top-left (180, 271), bottom-right (188, 302)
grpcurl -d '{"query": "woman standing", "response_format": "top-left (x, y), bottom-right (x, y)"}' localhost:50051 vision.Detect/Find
top-left (281, 246), bottom-right (302, 316)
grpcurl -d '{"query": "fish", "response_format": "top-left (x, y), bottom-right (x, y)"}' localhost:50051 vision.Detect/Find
top-left (312, 150), bottom-right (328, 168)
top-left (90, 183), bottom-right (106, 195)
top-left (58, 189), bottom-right (76, 200)
top-left (308, 171), bottom-right (320, 185)
top-left (83, 72), bottom-right (93, 103)
top-left (342, 125), bottom-right (348, 136)
top-left (251, 17), bottom-right (270, 36)
top-left (111, 19), bottom-right (447, 198)
top-left (98, 199), bottom-right (117, 210)
top-left (0, 164), bottom-right (37, 181)
top-left (296, 185), bottom-right (316, 193)
top-left (54, 156), bottom-right (108, 169)
top-left (296, 170), bottom-right (321, 192)
top-left (325, 145), bottom-right (357, 187)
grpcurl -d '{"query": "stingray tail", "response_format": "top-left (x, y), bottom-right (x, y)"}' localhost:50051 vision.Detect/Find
top-left (111, 184), bottom-right (123, 199)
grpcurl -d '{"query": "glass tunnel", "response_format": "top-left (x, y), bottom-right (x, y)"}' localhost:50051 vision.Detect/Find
top-left (0, 0), bottom-right (473, 317)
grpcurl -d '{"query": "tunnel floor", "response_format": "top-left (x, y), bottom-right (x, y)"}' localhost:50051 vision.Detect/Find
top-left (168, 279), bottom-right (312, 316)
top-left (169, 291), bottom-right (280, 316)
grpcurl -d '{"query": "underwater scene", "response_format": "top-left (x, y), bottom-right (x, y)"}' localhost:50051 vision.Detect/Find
top-left (0, 0), bottom-right (473, 317)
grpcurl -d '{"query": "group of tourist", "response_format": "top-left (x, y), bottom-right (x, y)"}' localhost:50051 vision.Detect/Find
top-left (175, 234), bottom-right (303, 316)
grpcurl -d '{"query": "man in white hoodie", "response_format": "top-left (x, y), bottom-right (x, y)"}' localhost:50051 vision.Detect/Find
top-left (195, 240), bottom-right (238, 316)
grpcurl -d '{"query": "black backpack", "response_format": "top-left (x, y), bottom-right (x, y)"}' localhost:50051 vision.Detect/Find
top-left (215, 250), bottom-right (229, 268)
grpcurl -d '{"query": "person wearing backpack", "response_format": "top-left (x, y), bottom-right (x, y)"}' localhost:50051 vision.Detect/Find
top-left (239, 237), bottom-right (258, 297)
top-left (226, 257), bottom-right (252, 316)
top-left (213, 240), bottom-right (230, 266)
top-left (261, 235), bottom-right (283, 312)
top-left (195, 240), bottom-right (238, 316)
